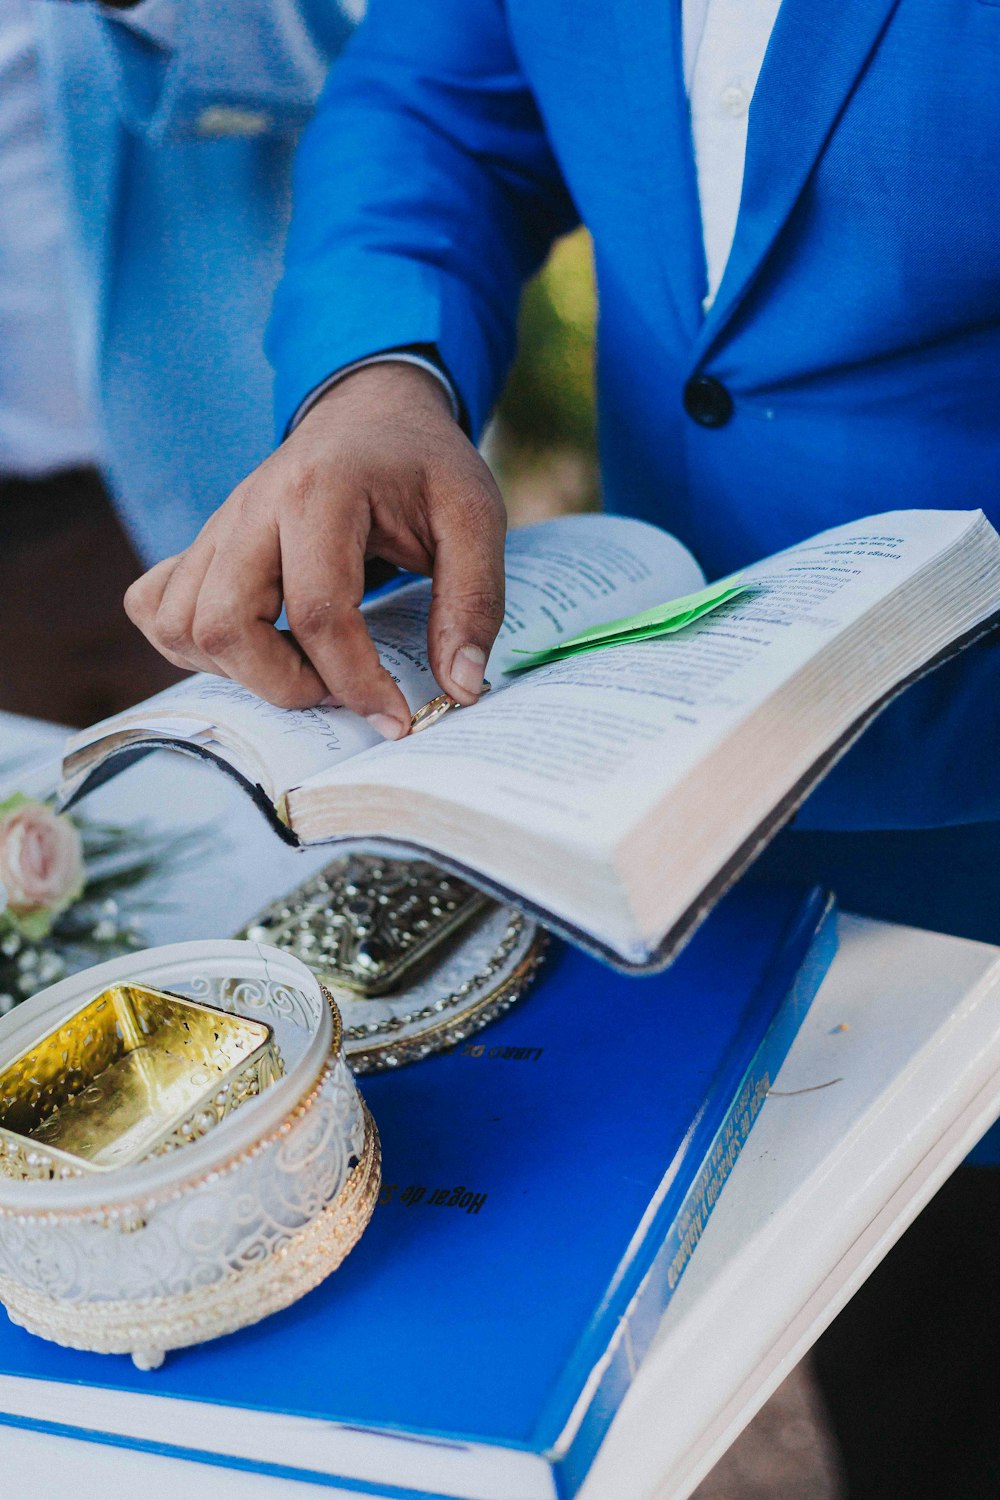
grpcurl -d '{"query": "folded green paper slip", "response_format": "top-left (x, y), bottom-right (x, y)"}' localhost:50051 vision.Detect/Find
top-left (505, 578), bottom-right (750, 673)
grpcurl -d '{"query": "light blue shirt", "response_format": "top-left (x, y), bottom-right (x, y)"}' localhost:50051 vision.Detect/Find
top-left (0, 0), bottom-right (95, 477)
top-left (38, 0), bottom-right (353, 560)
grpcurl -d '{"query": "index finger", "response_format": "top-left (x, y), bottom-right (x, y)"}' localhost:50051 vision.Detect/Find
top-left (189, 532), bottom-right (329, 710)
top-left (282, 495), bottom-right (412, 737)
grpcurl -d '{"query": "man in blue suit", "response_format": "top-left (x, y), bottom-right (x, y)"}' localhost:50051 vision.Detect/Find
top-left (125, 0), bottom-right (1000, 809)
top-left (124, 2), bottom-right (999, 1488)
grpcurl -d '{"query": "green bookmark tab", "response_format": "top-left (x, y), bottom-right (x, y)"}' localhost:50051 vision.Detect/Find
top-left (505, 579), bottom-right (749, 673)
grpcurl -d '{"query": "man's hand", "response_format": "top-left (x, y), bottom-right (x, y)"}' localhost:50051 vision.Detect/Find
top-left (124, 363), bottom-right (507, 739)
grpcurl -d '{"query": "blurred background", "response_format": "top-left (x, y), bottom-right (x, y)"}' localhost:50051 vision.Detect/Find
top-left (493, 228), bottom-right (600, 526)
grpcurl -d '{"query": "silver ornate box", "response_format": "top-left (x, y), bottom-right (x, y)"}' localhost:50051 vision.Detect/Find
top-left (0, 941), bottom-right (379, 1370)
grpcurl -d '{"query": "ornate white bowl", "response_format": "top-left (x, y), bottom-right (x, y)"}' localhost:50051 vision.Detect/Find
top-left (0, 941), bottom-right (379, 1369)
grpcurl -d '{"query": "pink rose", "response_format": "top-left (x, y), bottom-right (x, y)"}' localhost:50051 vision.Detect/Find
top-left (0, 801), bottom-right (84, 918)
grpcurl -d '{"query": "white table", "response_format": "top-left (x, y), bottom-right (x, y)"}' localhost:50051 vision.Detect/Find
top-left (1, 713), bottom-right (999, 1500)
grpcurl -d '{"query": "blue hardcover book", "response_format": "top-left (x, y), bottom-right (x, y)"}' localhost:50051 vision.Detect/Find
top-left (0, 883), bottom-right (835, 1500)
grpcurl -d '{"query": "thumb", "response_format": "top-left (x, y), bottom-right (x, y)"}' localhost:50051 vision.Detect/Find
top-left (427, 479), bottom-right (507, 704)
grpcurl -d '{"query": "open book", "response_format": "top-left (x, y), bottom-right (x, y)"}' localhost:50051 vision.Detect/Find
top-left (63, 510), bottom-right (1000, 969)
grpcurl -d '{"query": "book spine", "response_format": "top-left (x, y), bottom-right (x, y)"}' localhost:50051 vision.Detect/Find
top-left (660, 897), bottom-right (837, 1300)
top-left (62, 742), bottom-right (301, 847)
top-left (555, 891), bottom-right (838, 1498)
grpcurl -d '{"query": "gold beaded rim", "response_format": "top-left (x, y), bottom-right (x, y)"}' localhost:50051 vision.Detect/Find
top-left (338, 910), bottom-right (532, 1044)
top-left (350, 929), bottom-right (548, 1072)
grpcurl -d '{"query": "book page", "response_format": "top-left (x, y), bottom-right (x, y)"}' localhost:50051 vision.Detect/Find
top-left (307, 511), bottom-right (987, 848)
top-left (66, 514), bottom-right (704, 798)
top-left (484, 515), bottom-right (704, 674)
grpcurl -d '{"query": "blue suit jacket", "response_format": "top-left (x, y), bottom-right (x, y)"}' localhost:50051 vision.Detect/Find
top-left (38, 0), bottom-right (353, 563)
top-left (269, 0), bottom-right (1000, 840)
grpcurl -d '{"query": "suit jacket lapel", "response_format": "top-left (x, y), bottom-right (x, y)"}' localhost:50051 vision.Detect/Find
top-left (695, 0), bottom-right (902, 359)
top-left (612, 0), bottom-right (707, 344)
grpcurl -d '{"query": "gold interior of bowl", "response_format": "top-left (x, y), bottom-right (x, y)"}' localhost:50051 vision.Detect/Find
top-left (0, 983), bottom-right (282, 1180)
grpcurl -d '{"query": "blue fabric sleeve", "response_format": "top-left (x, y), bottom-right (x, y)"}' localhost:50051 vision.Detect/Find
top-left (94, 0), bottom-right (353, 142)
top-left (267, 0), bottom-right (580, 442)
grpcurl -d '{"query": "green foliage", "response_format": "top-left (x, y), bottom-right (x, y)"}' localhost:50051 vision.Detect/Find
top-left (498, 229), bottom-right (598, 462)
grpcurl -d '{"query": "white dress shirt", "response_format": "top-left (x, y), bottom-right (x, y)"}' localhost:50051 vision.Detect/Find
top-left (100, 0), bottom-right (178, 49)
top-left (295, 0), bottom-right (784, 427)
top-left (683, 0), bottom-right (784, 307)
top-left (0, 0), bottom-right (96, 477)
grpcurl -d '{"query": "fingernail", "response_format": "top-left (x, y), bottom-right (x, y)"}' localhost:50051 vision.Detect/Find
top-left (451, 644), bottom-right (487, 696)
top-left (366, 713), bottom-right (407, 740)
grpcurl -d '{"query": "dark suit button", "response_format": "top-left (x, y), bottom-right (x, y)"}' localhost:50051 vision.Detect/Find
top-left (683, 375), bottom-right (733, 428)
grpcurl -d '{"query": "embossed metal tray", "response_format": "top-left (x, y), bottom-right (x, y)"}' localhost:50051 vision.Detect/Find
top-left (0, 982), bottom-right (281, 1180)
top-left (239, 856), bottom-right (488, 997)
top-left (235, 855), bottom-right (546, 1071)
